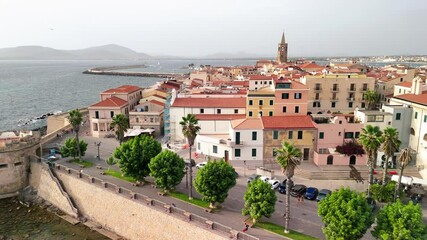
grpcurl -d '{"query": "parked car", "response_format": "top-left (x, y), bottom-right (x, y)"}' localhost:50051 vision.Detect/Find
top-left (316, 189), bottom-right (332, 202)
top-left (47, 154), bottom-right (59, 161)
top-left (305, 187), bottom-right (319, 200)
top-left (247, 174), bottom-right (260, 183)
top-left (195, 162), bottom-right (207, 169)
top-left (268, 180), bottom-right (280, 190)
top-left (290, 184), bottom-right (307, 197)
top-left (366, 197), bottom-right (376, 211)
top-left (184, 159), bottom-right (196, 167)
top-left (259, 176), bottom-right (271, 182)
top-left (278, 179), bottom-right (287, 194)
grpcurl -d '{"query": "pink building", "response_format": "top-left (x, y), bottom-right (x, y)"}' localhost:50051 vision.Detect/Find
top-left (273, 79), bottom-right (309, 116)
top-left (312, 114), bottom-right (367, 166)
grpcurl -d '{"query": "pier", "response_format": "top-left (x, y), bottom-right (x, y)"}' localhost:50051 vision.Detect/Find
top-left (82, 65), bottom-right (188, 79)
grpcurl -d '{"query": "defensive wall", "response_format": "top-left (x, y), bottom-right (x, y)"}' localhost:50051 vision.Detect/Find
top-left (29, 161), bottom-right (258, 240)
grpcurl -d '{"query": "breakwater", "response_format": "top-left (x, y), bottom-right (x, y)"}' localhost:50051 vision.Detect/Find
top-left (83, 65), bottom-right (188, 78)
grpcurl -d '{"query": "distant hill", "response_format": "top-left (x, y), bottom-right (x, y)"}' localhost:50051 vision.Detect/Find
top-left (0, 44), bottom-right (152, 60)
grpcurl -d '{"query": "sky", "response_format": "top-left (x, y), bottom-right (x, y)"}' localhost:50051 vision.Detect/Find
top-left (0, 0), bottom-right (426, 57)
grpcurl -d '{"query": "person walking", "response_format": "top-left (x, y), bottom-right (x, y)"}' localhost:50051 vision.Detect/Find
top-left (242, 223), bottom-right (249, 233)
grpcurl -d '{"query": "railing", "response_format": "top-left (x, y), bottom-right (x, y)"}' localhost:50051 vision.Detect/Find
top-left (330, 97), bottom-right (339, 101)
top-left (359, 88), bottom-right (368, 92)
top-left (43, 162), bottom-right (259, 240)
top-left (313, 87), bottom-right (322, 92)
top-left (347, 88), bottom-right (356, 92)
top-left (330, 87), bottom-right (339, 92)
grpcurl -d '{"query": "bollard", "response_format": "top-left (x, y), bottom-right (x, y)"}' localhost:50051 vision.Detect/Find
top-left (205, 220), bottom-right (214, 229)
top-left (164, 205), bottom-right (171, 213)
top-left (116, 187), bottom-right (121, 193)
top-left (184, 212), bottom-right (192, 221)
top-left (146, 198), bottom-right (153, 206)
top-left (102, 182), bottom-right (107, 188)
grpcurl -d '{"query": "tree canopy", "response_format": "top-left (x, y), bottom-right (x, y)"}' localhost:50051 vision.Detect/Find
top-left (373, 200), bottom-right (427, 240)
top-left (242, 178), bottom-right (277, 224)
top-left (194, 159), bottom-right (236, 208)
top-left (113, 135), bottom-right (161, 182)
top-left (68, 109), bottom-right (83, 159)
top-left (149, 150), bottom-right (185, 192)
top-left (371, 181), bottom-right (398, 203)
top-left (318, 187), bottom-right (373, 240)
top-left (110, 113), bottom-right (129, 144)
top-left (60, 137), bottom-right (88, 159)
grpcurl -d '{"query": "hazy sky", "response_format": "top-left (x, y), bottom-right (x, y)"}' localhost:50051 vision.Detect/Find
top-left (1, 0), bottom-right (426, 57)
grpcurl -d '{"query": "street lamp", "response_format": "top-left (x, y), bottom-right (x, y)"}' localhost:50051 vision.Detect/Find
top-left (94, 141), bottom-right (101, 161)
top-left (244, 160), bottom-right (246, 177)
top-left (185, 166), bottom-right (189, 189)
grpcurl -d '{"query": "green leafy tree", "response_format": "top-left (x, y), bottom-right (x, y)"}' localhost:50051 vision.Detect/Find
top-left (68, 109), bottom-right (83, 160)
top-left (318, 187), bottom-right (373, 240)
top-left (61, 138), bottom-right (88, 159)
top-left (110, 113), bottom-right (129, 145)
top-left (242, 178), bottom-right (277, 224)
top-left (113, 134), bottom-right (161, 182)
top-left (364, 90), bottom-right (380, 110)
top-left (194, 160), bottom-right (236, 208)
top-left (105, 156), bottom-right (116, 171)
top-left (359, 125), bottom-right (383, 198)
top-left (149, 150), bottom-right (185, 192)
top-left (381, 127), bottom-right (401, 184)
top-left (275, 141), bottom-right (302, 233)
top-left (371, 181), bottom-right (399, 203)
top-left (180, 113), bottom-right (201, 200)
top-left (394, 148), bottom-right (413, 201)
top-left (373, 200), bottom-right (427, 240)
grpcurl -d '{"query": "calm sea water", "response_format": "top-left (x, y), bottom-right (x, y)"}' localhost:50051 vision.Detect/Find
top-left (0, 59), bottom-right (256, 132)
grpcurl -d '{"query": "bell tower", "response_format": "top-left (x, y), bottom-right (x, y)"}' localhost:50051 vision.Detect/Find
top-left (276, 32), bottom-right (288, 64)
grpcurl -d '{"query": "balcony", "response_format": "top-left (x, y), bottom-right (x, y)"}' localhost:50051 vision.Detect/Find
top-left (330, 88), bottom-right (339, 92)
top-left (359, 88), bottom-right (368, 92)
top-left (226, 140), bottom-right (244, 147)
top-left (347, 88), bottom-right (356, 92)
top-left (330, 97), bottom-right (339, 101)
top-left (91, 117), bottom-right (112, 123)
top-left (313, 87), bottom-right (322, 92)
top-left (346, 97), bottom-right (355, 101)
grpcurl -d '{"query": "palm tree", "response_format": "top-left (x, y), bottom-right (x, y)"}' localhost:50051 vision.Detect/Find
top-left (180, 114), bottom-right (201, 200)
top-left (381, 127), bottom-right (401, 184)
top-left (68, 109), bottom-right (83, 160)
top-left (364, 90), bottom-right (380, 110)
top-left (275, 141), bottom-right (302, 234)
top-left (105, 156), bottom-right (116, 171)
top-left (110, 114), bottom-right (129, 145)
top-left (394, 148), bottom-right (413, 201)
top-left (358, 125), bottom-right (383, 198)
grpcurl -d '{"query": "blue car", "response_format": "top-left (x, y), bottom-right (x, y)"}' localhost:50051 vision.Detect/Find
top-left (305, 187), bottom-right (319, 200)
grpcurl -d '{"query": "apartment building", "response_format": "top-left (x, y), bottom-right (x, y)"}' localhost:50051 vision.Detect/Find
top-left (129, 100), bottom-right (164, 137)
top-left (100, 85), bottom-right (142, 111)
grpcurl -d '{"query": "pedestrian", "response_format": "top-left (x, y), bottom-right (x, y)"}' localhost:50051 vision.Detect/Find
top-left (242, 223), bottom-right (249, 232)
top-left (282, 212), bottom-right (287, 218)
top-left (171, 203), bottom-right (176, 207)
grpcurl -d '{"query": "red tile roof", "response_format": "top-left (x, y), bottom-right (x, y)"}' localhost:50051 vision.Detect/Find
top-left (298, 62), bottom-right (324, 70)
top-left (172, 97), bottom-right (246, 108)
top-left (231, 118), bottom-right (263, 129)
top-left (394, 92), bottom-right (427, 106)
top-left (90, 96), bottom-right (128, 108)
top-left (249, 75), bottom-right (277, 80)
top-left (261, 116), bottom-right (316, 129)
top-left (150, 100), bottom-right (165, 107)
top-left (195, 114), bottom-right (246, 121)
top-left (397, 82), bottom-right (412, 88)
top-left (102, 85), bottom-right (140, 94)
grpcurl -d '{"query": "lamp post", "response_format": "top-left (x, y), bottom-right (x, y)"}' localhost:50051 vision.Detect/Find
top-left (185, 166), bottom-right (189, 189)
top-left (94, 141), bottom-right (101, 161)
top-left (244, 160), bottom-right (246, 177)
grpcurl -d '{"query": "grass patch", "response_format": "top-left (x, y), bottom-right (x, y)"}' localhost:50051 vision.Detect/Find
top-left (104, 169), bottom-right (136, 183)
top-left (169, 191), bottom-right (211, 209)
top-left (256, 221), bottom-right (318, 240)
top-left (69, 159), bottom-right (94, 168)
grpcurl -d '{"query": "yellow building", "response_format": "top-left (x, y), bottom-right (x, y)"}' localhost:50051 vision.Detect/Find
top-left (246, 87), bottom-right (275, 118)
top-left (261, 116), bottom-right (317, 164)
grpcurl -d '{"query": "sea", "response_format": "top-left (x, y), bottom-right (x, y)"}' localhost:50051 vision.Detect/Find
top-left (0, 59), bottom-right (425, 132)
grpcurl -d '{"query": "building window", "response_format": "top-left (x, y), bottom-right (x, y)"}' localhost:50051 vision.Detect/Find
top-left (234, 109), bottom-right (238, 114)
top-left (0, 164), bottom-right (8, 169)
top-left (344, 132), bottom-right (354, 139)
top-left (331, 102), bottom-right (336, 108)
top-left (282, 93), bottom-right (289, 99)
top-left (93, 123), bottom-right (98, 131)
top-left (424, 115), bottom-right (427, 123)
top-left (259, 111), bottom-right (263, 117)
top-left (411, 128), bottom-right (415, 135)
top-left (269, 100), bottom-right (274, 105)
top-left (288, 131), bottom-right (293, 139)
top-left (249, 100), bottom-right (253, 105)
top-left (294, 93), bottom-right (302, 99)
top-left (110, 111), bottom-right (114, 118)
top-left (361, 102), bottom-right (366, 108)
top-left (213, 145), bottom-right (218, 154)
top-left (200, 109), bottom-right (204, 113)
top-left (150, 118), bottom-right (154, 123)
top-left (339, 120), bottom-right (342, 124)
top-left (313, 102), bottom-right (321, 108)
top-left (273, 130), bottom-right (279, 140)
top-left (252, 148), bottom-right (257, 157)
top-left (319, 148), bottom-right (328, 154)
top-left (235, 149), bottom-right (241, 157)
top-left (415, 112), bottom-right (418, 119)
top-left (95, 111), bottom-right (99, 119)
top-left (269, 111), bottom-right (273, 116)
top-left (282, 106), bottom-right (287, 113)
top-left (355, 132), bottom-right (360, 138)
top-left (348, 102), bottom-right (353, 108)
top-left (252, 131), bottom-right (257, 140)
top-left (295, 106), bottom-right (300, 113)
top-left (248, 111), bottom-right (253, 117)
top-left (297, 131), bottom-right (303, 139)
top-left (259, 100), bottom-right (263, 106)
top-left (255, 81), bottom-right (258, 84)
top-left (319, 132), bottom-right (324, 139)
top-left (217, 109), bottom-right (221, 114)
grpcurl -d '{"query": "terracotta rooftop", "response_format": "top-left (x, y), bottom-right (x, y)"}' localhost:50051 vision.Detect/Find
top-left (298, 62), bottom-right (324, 70)
top-left (231, 118), bottom-right (263, 129)
top-left (261, 116), bottom-right (316, 129)
top-left (152, 94), bottom-right (166, 99)
top-left (394, 92), bottom-right (427, 106)
top-left (249, 75), bottom-right (277, 80)
top-left (194, 114), bottom-right (246, 121)
top-left (150, 100), bottom-right (165, 107)
top-left (397, 82), bottom-right (412, 88)
top-left (102, 85), bottom-right (141, 94)
top-left (172, 97), bottom-right (246, 108)
top-left (90, 96), bottom-right (128, 108)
